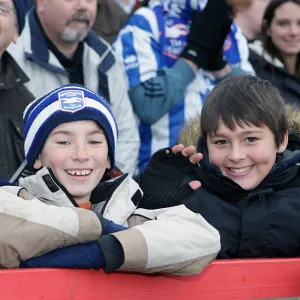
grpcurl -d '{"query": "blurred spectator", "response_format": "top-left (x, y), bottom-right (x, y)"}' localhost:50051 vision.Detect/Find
top-left (0, 0), bottom-right (34, 179)
top-left (8, 0), bottom-right (140, 176)
top-left (249, 0), bottom-right (300, 105)
top-left (92, 0), bottom-right (128, 45)
top-left (114, 0), bottom-right (254, 173)
top-left (234, 0), bottom-right (271, 42)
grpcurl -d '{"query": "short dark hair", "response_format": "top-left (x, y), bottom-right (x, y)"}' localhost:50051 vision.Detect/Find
top-left (200, 75), bottom-right (288, 147)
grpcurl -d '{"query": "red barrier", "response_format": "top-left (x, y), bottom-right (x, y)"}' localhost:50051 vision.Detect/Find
top-left (1, 259), bottom-right (300, 300)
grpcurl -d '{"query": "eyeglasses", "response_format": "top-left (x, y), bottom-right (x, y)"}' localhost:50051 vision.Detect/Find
top-left (0, 4), bottom-right (16, 16)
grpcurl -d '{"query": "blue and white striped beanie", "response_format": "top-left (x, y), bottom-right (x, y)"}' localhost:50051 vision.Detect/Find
top-left (23, 84), bottom-right (118, 170)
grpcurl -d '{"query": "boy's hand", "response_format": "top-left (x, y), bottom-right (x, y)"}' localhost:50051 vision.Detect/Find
top-left (171, 144), bottom-right (203, 164)
top-left (180, 0), bottom-right (233, 70)
top-left (171, 144), bottom-right (202, 190)
top-left (137, 145), bottom-right (202, 209)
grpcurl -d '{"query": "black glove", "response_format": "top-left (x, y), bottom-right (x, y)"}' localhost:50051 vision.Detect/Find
top-left (137, 148), bottom-right (198, 209)
top-left (206, 2), bottom-right (233, 71)
top-left (180, 0), bottom-right (233, 70)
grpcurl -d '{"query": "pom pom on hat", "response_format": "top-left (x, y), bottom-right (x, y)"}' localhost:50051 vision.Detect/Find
top-left (23, 84), bottom-right (118, 170)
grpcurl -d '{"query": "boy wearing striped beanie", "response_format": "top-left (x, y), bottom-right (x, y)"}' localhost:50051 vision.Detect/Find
top-left (23, 84), bottom-right (119, 208)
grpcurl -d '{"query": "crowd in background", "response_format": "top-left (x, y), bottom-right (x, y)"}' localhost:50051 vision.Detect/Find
top-left (1, 0), bottom-right (298, 180)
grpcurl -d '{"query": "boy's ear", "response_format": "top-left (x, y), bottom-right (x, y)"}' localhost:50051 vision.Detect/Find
top-left (33, 157), bottom-right (42, 169)
top-left (278, 130), bottom-right (289, 153)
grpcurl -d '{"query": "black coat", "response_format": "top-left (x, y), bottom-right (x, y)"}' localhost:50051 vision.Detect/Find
top-left (249, 48), bottom-right (300, 106)
top-left (0, 51), bottom-right (34, 179)
top-left (182, 138), bottom-right (300, 259)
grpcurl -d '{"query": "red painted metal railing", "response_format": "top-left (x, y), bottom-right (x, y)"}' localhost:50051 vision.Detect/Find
top-left (1, 258), bottom-right (300, 300)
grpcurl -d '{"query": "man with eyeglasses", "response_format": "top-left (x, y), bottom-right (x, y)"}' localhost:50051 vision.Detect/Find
top-left (0, 0), bottom-right (34, 181)
top-left (7, 0), bottom-right (140, 177)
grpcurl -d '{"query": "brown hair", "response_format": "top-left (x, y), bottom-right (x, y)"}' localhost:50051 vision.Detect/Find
top-left (201, 75), bottom-right (288, 147)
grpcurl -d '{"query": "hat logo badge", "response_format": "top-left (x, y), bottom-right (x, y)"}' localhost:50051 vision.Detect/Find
top-left (58, 90), bottom-right (86, 113)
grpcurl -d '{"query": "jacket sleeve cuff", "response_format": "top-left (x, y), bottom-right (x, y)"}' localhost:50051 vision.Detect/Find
top-left (98, 235), bottom-right (125, 273)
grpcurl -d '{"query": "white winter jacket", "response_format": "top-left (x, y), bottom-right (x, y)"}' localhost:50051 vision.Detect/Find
top-left (0, 168), bottom-right (220, 275)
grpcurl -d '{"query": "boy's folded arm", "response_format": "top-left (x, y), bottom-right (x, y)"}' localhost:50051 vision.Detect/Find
top-left (20, 236), bottom-right (125, 272)
top-left (111, 205), bottom-right (221, 276)
top-left (20, 242), bottom-right (106, 269)
top-left (0, 189), bottom-right (103, 268)
top-left (19, 205), bottom-right (220, 276)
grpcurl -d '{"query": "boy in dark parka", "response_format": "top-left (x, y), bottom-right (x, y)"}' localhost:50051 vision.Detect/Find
top-left (139, 74), bottom-right (300, 258)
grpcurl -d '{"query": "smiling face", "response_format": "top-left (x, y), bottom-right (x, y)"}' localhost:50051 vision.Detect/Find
top-left (267, 2), bottom-right (300, 56)
top-left (207, 121), bottom-right (288, 190)
top-left (36, 0), bottom-right (97, 44)
top-left (34, 120), bottom-right (110, 204)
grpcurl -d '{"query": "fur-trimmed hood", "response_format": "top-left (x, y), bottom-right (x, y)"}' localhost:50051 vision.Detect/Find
top-left (178, 104), bottom-right (300, 148)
